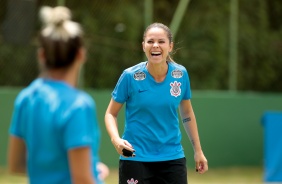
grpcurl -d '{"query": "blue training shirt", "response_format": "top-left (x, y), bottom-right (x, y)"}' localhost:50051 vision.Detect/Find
top-left (9, 78), bottom-right (103, 184)
top-left (112, 61), bottom-right (191, 162)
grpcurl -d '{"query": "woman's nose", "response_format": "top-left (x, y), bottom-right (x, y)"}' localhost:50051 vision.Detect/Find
top-left (153, 42), bottom-right (159, 47)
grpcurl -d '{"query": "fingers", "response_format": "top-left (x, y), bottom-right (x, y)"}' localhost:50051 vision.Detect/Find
top-left (124, 140), bottom-right (133, 148)
top-left (121, 140), bottom-right (135, 157)
top-left (112, 138), bottom-right (135, 157)
top-left (195, 161), bottom-right (208, 174)
top-left (201, 163), bottom-right (208, 174)
top-left (194, 152), bottom-right (208, 174)
top-left (97, 162), bottom-right (110, 180)
top-left (195, 162), bottom-right (200, 172)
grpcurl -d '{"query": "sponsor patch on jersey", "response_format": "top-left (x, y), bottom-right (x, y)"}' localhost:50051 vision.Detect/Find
top-left (170, 81), bottom-right (181, 97)
top-left (171, 69), bottom-right (183, 78)
top-left (133, 71), bottom-right (146, 81)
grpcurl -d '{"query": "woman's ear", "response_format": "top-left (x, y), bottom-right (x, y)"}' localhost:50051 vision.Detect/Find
top-left (169, 42), bottom-right (174, 52)
top-left (76, 47), bottom-right (86, 64)
top-left (142, 41), bottom-right (145, 52)
top-left (37, 48), bottom-right (46, 66)
top-left (37, 48), bottom-right (48, 75)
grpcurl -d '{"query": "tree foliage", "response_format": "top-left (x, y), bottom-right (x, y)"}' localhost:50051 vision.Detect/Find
top-left (0, 0), bottom-right (281, 92)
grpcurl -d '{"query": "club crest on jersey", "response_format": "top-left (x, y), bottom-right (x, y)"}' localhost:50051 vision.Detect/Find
top-left (170, 81), bottom-right (181, 97)
top-left (171, 69), bottom-right (183, 78)
top-left (133, 71), bottom-right (146, 81)
top-left (127, 178), bottom-right (138, 184)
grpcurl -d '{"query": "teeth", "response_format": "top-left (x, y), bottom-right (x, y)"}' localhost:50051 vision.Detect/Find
top-left (151, 52), bottom-right (161, 54)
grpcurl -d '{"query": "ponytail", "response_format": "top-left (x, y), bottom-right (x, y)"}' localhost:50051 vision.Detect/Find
top-left (39, 6), bottom-right (83, 69)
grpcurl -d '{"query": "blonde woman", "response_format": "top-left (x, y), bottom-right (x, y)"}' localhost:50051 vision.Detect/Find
top-left (8, 6), bottom-right (108, 184)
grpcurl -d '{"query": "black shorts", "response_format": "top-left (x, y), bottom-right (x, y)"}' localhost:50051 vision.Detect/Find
top-left (119, 157), bottom-right (188, 184)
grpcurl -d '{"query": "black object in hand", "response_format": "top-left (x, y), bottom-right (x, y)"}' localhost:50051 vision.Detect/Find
top-left (122, 148), bottom-right (134, 157)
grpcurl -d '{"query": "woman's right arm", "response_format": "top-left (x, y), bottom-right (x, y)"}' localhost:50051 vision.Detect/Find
top-left (68, 147), bottom-right (96, 184)
top-left (7, 136), bottom-right (26, 174)
top-left (105, 98), bottom-right (134, 155)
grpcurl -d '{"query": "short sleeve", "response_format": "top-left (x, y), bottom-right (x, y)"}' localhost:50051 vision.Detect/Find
top-left (112, 71), bottom-right (130, 103)
top-left (9, 96), bottom-right (24, 138)
top-left (63, 100), bottom-right (94, 150)
top-left (182, 69), bottom-right (192, 100)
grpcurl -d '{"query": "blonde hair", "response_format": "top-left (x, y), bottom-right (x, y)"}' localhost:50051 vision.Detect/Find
top-left (40, 6), bottom-right (82, 41)
top-left (39, 6), bottom-right (83, 69)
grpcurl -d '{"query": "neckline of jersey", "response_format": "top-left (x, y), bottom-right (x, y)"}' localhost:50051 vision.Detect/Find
top-left (143, 61), bottom-right (171, 85)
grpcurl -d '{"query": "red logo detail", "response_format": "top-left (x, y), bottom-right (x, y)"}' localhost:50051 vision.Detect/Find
top-left (170, 81), bottom-right (181, 97)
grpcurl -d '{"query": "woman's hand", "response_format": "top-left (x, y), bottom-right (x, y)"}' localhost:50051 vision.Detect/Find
top-left (111, 137), bottom-right (135, 157)
top-left (194, 151), bottom-right (208, 174)
top-left (96, 162), bottom-right (110, 180)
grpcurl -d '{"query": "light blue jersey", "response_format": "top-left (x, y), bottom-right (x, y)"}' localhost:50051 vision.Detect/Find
top-left (112, 61), bottom-right (191, 162)
top-left (9, 78), bottom-right (103, 184)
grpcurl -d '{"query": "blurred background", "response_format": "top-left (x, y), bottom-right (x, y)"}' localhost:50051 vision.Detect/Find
top-left (0, 0), bottom-right (282, 183)
top-left (0, 0), bottom-right (281, 90)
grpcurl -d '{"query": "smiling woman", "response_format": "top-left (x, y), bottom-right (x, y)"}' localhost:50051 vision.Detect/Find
top-left (104, 22), bottom-right (208, 184)
top-left (142, 23), bottom-right (174, 65)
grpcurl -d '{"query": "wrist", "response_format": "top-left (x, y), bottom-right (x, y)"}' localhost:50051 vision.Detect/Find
top-left (193, 147), bottom-right (203, 154)
top-left (111, 136), bottom-right (120, 143)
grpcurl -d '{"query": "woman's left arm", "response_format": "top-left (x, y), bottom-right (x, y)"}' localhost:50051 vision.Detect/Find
top-left (179, 99), bottom-right (208, 174)
top-left (7, 136), bottom-right (27, 174)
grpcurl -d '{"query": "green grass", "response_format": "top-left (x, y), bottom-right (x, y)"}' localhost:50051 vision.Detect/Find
top-left (0, 166), bottom-right (264, 184)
